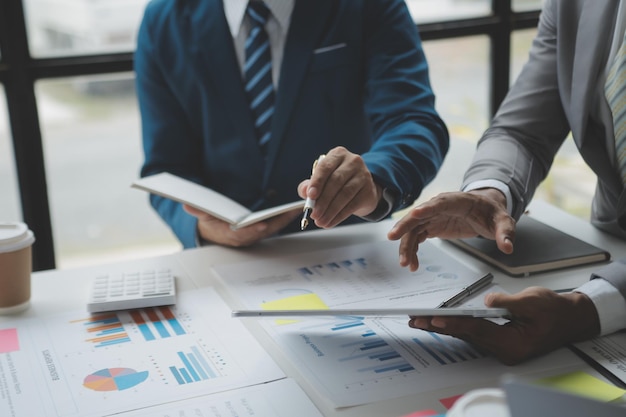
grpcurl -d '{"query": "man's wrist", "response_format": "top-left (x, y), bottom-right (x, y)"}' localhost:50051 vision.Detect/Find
top-left (361, 184), bottom-right (394, 222)
top-left (468, 187), bottom-right (507, 211)
top-left (463, 180), bottom-right (514, 215)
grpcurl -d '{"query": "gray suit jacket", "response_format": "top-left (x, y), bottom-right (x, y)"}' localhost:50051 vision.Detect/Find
top-left (462, 0), bottom-right (626, 295)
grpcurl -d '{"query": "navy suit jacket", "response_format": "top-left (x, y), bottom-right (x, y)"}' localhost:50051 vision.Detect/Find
top-left (136, 0), bottom-right (449, 248)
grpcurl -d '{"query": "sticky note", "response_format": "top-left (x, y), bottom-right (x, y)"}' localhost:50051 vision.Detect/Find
top-left (262, 293), bottom-right (329, 325)
top-left (538, 370), bottom-right (626, 402)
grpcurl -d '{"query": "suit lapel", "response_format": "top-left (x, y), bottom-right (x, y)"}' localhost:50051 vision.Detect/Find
top-left (263, 0), bottom-right (335, 184)
top-left (570, 1), bottom-right (615, 147)
top-left (569, 0), bottom-right (626, 203)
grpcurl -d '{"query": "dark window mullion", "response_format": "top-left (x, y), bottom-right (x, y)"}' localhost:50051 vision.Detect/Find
top-left (490, 0), bottom-right (513, 117)
top-left (1, 0), bottom-right (55, 271)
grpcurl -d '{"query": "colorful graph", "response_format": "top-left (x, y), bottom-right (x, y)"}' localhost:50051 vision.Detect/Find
top-left (298, 257), bottom-right (368, 278)
top-left (130, 306), bottom-right (186, 341)
top-left (412, 332), bottom-right (485, 365)
top-left (83, 367), bottom-right (149, 391)
top-left (73, 314), bottom-right (131, 347)
top-left (300, 317), bottom-right (416, 376)
top-left (169, 346), bottom-right (220, 385)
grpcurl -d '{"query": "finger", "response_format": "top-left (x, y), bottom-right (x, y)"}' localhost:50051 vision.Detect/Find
top-left (398, 233), bottom-right (421, 271)
top-left (297, 179), bottom-right (310, 200)
top-left (313, 153), bottom-right (370, 225)
top-left (183, 204), bottom-right (217, 221)
top-left (306, 150), bottom-right (342, 201)
top-left (414, 316), bottom-right (512, 352)
top-left (387, 207), bottom-right (430, 240)
top-left (483, 291), bottom-right (538, 318)
top-left (320, 174), bottom-right (376, 228)
top-left (315, 173), bottom-right (359, 226)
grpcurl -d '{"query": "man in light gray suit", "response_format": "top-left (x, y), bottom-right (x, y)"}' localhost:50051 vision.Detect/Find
top-left (388, 0), bottom-right (626, 365)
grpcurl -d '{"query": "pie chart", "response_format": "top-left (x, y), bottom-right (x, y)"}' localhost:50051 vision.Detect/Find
top-left (83, 367), bottom-right (149, 391)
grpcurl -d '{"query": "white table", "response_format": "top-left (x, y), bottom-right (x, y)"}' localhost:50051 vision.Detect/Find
top-left (3, 200), bottom-right (625, 416)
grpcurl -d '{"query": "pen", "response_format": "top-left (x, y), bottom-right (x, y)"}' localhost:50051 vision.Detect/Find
top-left (436, 273), bottom-right (494, 308)
top-left (301, 154), bottom-right (326, 230)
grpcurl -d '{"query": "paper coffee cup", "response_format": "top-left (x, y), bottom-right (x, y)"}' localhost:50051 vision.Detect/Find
top-left (0, 222), bottom-right (35, 314)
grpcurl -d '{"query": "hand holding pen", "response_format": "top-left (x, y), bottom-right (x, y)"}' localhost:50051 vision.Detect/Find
top-left (301, 154), bottom-right (325, 230)
top-left (297, 147), bottom-right (383, 230)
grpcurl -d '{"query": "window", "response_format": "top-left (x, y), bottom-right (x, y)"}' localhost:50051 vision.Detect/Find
top-left (22, 0), bottom-right (149, 57)
top-left (418, 36), bottom-right (490, 202)
top-left (35, 75), bottom-right (178, 269)
top-left (407, 0), bottom-right (491, 24)
top-left (513, 0), bottom-right (544, 12)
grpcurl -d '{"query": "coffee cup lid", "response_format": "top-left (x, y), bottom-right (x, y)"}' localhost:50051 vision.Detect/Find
top-left (0, 222), bottom-right (35, 253)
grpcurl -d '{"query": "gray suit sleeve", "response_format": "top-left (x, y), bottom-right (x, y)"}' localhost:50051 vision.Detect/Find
top-left (461, 0), bottom-right (571, 219)
top-left (591, 259), bottom-right (626, 301)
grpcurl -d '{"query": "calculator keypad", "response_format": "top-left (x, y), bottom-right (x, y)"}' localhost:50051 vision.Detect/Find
top-left (87, 269), bottom-right (176, 313)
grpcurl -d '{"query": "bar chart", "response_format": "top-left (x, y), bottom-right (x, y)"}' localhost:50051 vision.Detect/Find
top-left (168, 345), bottom-right (220, 385)
top-left (129, 306), bottom-right (186, 341)
top-left (73, 313), bottom-right (131, 348)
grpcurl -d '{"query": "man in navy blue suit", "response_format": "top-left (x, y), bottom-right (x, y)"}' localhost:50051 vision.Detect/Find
top-left (135, 0), bottom-right (448, 248)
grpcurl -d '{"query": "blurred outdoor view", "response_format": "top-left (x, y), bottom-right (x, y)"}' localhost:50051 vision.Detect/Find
top-left (0, 0), bottom-right (595, 270)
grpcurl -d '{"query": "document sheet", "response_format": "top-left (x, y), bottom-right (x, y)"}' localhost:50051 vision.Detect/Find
top-left (113, 378), bottom-right (323, 417)
top-left (214, 240), bottom-right (582, 407)
top-left (0, 288), bottom-right (285, 417)
top-left (573, 332), bottom-right (626, 386)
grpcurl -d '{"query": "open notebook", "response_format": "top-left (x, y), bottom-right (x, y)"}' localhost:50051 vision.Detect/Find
top-left (132, 172), bottom-right (304, 230)
top-left (447, 215), bottom-right (611, 277)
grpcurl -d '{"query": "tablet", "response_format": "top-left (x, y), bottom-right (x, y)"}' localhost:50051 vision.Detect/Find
top-left (232, 307), bottom-right (510, 318)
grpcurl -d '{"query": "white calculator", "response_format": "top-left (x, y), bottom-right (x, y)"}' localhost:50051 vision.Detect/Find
top-left (87, 268), bottom-right (176, 313)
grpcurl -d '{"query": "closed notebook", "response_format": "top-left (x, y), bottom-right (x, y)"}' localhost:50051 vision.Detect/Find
top-left (447, 215), bottom-right (611, 277)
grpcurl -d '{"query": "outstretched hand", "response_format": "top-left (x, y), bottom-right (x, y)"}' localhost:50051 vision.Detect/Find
top-left (408, 287), bottom-right (600, 365)
top-left (387, 189), bottom-right (516, 271)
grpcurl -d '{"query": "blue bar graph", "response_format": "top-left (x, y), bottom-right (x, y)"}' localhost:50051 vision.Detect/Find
top-left (169, 346), bottom-right (219, 385)
top-left (167, 319), bottom-right (186, 336)
top-left (412, 332), bottom-right (485, 365)
top-left (297, 257), bottom-right (370, 278)
top-left (169, 366), bottom-right (185, 384)
top-left (357, 360), bottom-right (415, 374)
top-left (332, 320), bottom-right (365, 331)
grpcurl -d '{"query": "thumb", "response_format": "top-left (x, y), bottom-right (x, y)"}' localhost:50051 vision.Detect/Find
top-left (484, 292), bottom-right (514, 308)
top-left (494, 217), bottom-right (516, 255)
top-left (297, 180), bottom-right (310, 199)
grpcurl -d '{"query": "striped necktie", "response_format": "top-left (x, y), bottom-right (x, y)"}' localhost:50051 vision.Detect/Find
top-left (245, 1), bottom-right (274, 155)
top-left (606, 32), bottom-right (626, 186)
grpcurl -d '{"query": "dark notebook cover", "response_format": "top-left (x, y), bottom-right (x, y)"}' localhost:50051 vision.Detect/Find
top-left (447, 215), bottom-right (611, 277)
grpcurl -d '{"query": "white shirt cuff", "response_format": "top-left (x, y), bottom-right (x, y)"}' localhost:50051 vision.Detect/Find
top-left (576, 279), bottom-right (626, 336)
top-left (462, 179), bottom-right (514, 216)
